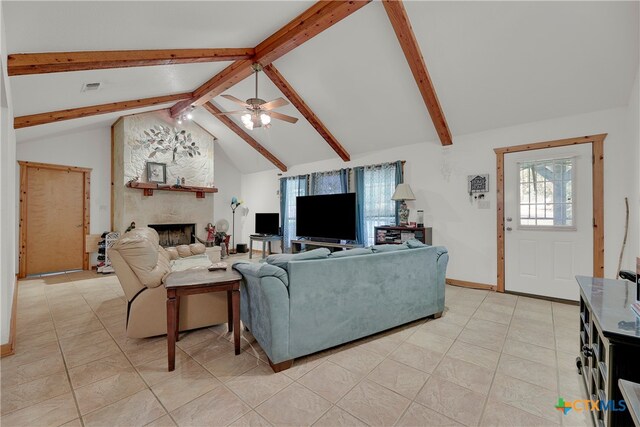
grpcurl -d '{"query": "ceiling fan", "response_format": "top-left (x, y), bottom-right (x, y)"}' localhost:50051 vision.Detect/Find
top-left (215, 63), bottom-right (298, 130)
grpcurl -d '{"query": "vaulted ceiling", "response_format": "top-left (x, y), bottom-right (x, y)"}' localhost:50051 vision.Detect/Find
top-left (5, 1), bottom-right (639, 173)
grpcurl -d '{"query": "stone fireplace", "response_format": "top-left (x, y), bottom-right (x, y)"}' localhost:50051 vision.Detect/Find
top-left (112, 110), bottom-right (216, 240)
top-left (148, 223), bottom-right (196, 247)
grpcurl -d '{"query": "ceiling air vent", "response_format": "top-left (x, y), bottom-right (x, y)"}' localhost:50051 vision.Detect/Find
top-left (81, 82), bottom-right (101, 92)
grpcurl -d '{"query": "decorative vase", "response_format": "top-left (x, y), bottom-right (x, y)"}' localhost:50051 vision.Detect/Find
top-left (399, 201), bottom-right (410, 225)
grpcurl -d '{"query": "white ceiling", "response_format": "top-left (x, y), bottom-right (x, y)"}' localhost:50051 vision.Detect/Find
top-left (5, 1), bottom-right (639, 174)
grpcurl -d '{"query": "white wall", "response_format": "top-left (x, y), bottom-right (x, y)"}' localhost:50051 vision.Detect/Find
top-left (239, 106), bottom-right (637, 284)
top-left (17, 127), bottom-right (112, 235)
top-left (629, 69), bottom-right (640, 270)
top-left (1, 1), bottom-right (18, 345)
top-left (213, 143), bottom-right (242, 239)
top-left (240, 169), bottom-right (281, 248)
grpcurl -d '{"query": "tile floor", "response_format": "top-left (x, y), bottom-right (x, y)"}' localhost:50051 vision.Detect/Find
top-left (1, 270), bottom-right (590, 426)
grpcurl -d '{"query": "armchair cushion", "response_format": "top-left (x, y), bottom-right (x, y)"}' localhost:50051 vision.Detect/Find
top-left (111, 228), bottom-right (170, 288)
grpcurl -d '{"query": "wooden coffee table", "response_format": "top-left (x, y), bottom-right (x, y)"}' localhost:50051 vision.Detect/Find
top-left (164, 267), bottom-right (242, 371)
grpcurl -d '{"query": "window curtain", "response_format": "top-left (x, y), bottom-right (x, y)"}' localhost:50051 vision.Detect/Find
top-left (354, 162), bottom-right (402, 246)
top-left (280, 175), bottom-right (308, 251)
top-left (309, 169), bottom-right (349, 195)
top-left (394, 160), bottom-right (404, 225)
top-left (354, 167), bottom-right (365, 244)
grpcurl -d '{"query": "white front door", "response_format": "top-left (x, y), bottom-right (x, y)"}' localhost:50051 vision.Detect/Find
top-left (504, 144), bottom-right (593, 301)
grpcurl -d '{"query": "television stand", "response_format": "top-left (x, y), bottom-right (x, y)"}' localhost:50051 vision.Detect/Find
top-left (290, 239), bottom-right (362, 254)
top-left (249, 235), bottom-right (284, 260)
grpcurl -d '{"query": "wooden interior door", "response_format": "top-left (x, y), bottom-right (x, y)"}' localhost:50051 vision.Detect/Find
top-left (21, 162), bottom-right (90, 276)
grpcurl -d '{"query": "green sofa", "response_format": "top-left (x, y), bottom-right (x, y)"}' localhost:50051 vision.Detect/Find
top-left (233, 242), bottom-right (449, 371)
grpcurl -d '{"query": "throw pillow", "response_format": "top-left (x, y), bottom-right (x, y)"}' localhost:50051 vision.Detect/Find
top-left (265, 253), bottom-right (295, 270)
top-left (329, 248), bottom-right (373, 258)
top-left (291, 247), bottom-right (331, 261)
top-left (371, 242), bottom-right (410, 253)
top-left (266, 248), bottom-right (331, 271)
top-left (406, 239), bottom-right (429, 249)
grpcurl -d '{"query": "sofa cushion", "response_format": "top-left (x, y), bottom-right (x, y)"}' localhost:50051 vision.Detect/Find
top-left (329, 248), bottom-right (373, 258)
top-left (111, 228), bottom-right (171, 288)
top-left (158, 246), bottom-right (171, 262)
top-left (266, 248), bottom-right (331, 271)
top-left (165, 247), bottom-right (179, 260)
top-left (371, 242), bottom-right (409, 253)
top-left (189, 243), bottom-right (206, 255)
top-left (176, 245), bottom-right (192, 258)
top-left (265, 253), bottom-right (294, 270)
top-left (406, 239), bottom-right (429, 249)
top-left (292, 248), bottom-right (331, 261)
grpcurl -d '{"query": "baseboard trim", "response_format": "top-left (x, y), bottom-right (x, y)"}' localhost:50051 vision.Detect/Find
top-left (446, 278), bottom-right (496, 291)
top-left (1, 276), bottom-right (19, 357)
top-left (504, 290), bottom-right (579, 306)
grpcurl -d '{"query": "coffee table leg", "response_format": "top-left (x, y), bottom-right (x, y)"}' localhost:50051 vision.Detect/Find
top-left (232, 288), bottom-right (240, 355)
top-left (167, 291), bottom-right (177, 371)
top-left (227, 290), bottom-right (233, 333)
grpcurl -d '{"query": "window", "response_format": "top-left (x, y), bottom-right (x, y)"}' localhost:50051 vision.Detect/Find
top-left (280, 176), bottom-right (307, 250)
top-left (518, 157), bottom-right (574, 228)
top-left (310, 170), bottom-right (348, 195)
top-left (361, 163), bottom-right (400, 245)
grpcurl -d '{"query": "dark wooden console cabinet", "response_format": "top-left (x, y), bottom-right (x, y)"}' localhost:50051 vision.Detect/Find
top-left (374, 226), bottom-right (432, 245)
top-left (576, 276), bottom-right (640, 427)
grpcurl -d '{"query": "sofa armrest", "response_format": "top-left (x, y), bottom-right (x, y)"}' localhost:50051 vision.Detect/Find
top-left (233, 262), bottom-right (291, 363)
top-left (434, 246), bottom-right (449, 311)
top-left (233, 262), bottom-right (289, 286)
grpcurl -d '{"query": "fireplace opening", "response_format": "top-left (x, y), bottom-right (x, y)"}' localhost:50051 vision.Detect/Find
top-left (148, 223), bottom-right (196, 247)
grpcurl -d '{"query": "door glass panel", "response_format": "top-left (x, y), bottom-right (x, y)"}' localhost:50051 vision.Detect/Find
top-left (517, 158), bottom-right (575, 228)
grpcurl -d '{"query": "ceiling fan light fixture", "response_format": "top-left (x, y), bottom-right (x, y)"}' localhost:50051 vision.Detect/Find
top-left (260, 113), bottom-right (271, 125)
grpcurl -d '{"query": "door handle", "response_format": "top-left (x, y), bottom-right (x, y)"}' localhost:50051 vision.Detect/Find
top-left (506, 217), bottom-right (512, 222)
top-left (506, 227), bottom-right (513, 231)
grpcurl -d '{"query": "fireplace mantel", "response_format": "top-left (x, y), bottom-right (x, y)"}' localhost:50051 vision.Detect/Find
top-left (126, 181), bottom-right (218, 199)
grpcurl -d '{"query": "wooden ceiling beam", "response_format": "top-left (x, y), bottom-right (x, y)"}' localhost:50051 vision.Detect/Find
top-left (8, 48), bottom-right (255, 76)
top-left (202, 102), bottom-right (287, 172)
top-left (171, 0), bottom-right (372, 117)
top-left (382, 0), bottom-right (452, 146)
top-left (14, 93), bottom-right (191, 129)
top-left (263, 64), bottom-right (350, 161)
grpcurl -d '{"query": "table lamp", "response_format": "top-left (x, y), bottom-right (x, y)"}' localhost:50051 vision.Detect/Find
top-left (392, 183), bottom-right (416, 226)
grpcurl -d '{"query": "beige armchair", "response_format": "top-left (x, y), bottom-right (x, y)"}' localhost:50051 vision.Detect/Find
top-left (110, 227), bottom-right (228, 338)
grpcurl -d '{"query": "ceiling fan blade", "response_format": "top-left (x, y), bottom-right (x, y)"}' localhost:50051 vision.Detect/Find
top-left (260, 97), bottom-right (289, 110)
top-left (270, 111), bottom-right (299, 124)
top-left (221, 94), bottom-right (249, 107)
top-left (213, 110), bottom-right (247, 115)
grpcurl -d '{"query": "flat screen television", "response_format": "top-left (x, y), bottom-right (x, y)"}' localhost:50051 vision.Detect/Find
top-left (255, 213), bottom-right (280, 235)
top-left (296, 193), bottom-right (356, 241)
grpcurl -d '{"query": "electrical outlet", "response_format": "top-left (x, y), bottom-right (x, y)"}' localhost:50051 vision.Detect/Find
top-left (478, 200), bottom-right (490, 209)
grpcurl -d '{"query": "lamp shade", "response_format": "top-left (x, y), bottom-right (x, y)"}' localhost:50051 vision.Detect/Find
top-left (391, 183), bottom-right (416, 201)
